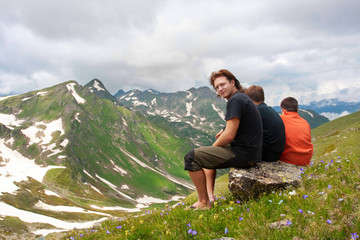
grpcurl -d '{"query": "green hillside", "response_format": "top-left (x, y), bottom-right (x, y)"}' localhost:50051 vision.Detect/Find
top-left (60, 111), bottom-right (360, 240)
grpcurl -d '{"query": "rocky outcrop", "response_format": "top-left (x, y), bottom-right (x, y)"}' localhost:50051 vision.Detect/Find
top-left (228, 161), bottom-right (303, 200)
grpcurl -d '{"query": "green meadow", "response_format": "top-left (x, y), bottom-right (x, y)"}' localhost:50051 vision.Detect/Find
top-left (60, 111), bottom-right (360, 240)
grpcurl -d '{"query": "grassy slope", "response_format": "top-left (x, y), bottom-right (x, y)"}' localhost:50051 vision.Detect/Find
top-left (60, 111), bottom-right (360, 240)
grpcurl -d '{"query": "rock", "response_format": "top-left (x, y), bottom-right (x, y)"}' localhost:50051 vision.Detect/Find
top-left (228, 161), bottom-right (302, 200)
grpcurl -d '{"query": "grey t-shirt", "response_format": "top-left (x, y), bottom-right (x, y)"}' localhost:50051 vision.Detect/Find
top-left (225, 91), bottom-right (263, 162)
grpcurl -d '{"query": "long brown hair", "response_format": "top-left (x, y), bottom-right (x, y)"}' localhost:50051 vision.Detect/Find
top-left (210, 69), bottom-right (244, 95)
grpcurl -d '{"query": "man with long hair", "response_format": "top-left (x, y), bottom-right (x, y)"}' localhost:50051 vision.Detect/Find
top-left (184, 69), bottom-right (263, 210)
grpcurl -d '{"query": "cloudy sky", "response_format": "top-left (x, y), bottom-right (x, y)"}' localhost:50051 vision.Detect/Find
top-left (1, 0), bottom-right (359, 106)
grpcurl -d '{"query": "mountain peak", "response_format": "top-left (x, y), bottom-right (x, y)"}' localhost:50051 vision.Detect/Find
top-left (86, 79), bottom-right (107, 93)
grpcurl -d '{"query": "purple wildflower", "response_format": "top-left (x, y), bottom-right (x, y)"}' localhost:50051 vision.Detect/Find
top-left (116, 225), bottom-right (122, 229)
top-left (225, 227), bottom-right (229, 234)
top-left (188, 229), bottom-right (192, 234)
top-left (187, 223), bottom-right (191, 228)
top-left (247, 208), bottom-right (250, 212)
top-left (321, 160), bottom-right (324, 163)
top-left (287, 220), bottom-right (292, 225)
top-left (351, 233), bottom-right (359, 239)
top-left (328, 184), bottom-right (332, 189)
top-left (298, 209), bottom-right (303, 214)
top-left (237, 200), bottom-right (241, 204)
top-left (106, 230), bottom-right (110, 234)
top-left (239, 217), bottom-right (244, 221)
top-left (338, 168), bottom-right (341, 171)
top-left (303, 195), bottom-right (308, 199)
top-left (192, 230), bottom-right (197, 235)
top-left (327, 219), bottom-right (332, 224)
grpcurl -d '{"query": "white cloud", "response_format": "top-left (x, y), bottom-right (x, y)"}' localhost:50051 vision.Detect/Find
top-left (0, 0), bottom-right (359, 105)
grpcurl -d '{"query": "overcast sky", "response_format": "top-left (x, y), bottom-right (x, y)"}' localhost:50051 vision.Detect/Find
top-left (1, 0), bottom-right (359, 106)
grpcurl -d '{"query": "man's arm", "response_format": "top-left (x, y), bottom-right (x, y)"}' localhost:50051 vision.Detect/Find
top-left (212, 117), bottom-right (240, 147)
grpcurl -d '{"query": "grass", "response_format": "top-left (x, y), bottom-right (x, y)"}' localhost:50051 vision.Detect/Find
top-left (58, 111), bottom-right (360, 240)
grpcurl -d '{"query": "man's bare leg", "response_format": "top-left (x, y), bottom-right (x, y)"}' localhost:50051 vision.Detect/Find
top-left (204, 168), bottom-right (216, 202)
top-left (188, 170), bottom-right (211, 209)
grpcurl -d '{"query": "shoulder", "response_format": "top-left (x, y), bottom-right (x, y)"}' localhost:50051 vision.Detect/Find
top-left (228, 92), bottom-right (251, 105)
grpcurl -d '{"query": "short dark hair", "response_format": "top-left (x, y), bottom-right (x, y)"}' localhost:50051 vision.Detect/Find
top-left (281, 97), bottom-right (298, 112)
top-left (244, 85), bottom-right (264, 103)
top-left (209, 69), bottom-right (243, 93)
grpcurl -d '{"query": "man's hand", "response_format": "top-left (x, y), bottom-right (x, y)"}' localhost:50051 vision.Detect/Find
top-left (212, 117), bottom-right (240, 147)
top-left (215, 129), bottom-right (224, 139)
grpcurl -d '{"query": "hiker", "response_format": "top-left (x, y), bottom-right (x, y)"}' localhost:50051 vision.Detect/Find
top-left (279, 97), bottom-right (313, 166)
top-left (184, 69), bottom-right (263, 210)
top-left (245, 85), bottom-right (285, 162)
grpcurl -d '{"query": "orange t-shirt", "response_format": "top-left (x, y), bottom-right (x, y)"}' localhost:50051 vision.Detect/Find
top-left (279, 112), bottom-right (313, 166)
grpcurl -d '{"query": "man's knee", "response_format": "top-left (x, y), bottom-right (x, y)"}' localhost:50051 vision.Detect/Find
top-left (184, 149), bottom-right (194, 171)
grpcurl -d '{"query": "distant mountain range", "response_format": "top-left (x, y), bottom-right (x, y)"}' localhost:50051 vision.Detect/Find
top-left (272, 99), bottom-right (360, 121)
top-left (116, 87), bottom-right (330, 129)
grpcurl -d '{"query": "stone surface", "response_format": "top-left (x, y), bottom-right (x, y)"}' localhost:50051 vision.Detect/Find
top-left (228, 161), bottom-right (303, 200)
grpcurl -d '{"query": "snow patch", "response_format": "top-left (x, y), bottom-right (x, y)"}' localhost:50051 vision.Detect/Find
top-left (0, 201), bottom-right (108, 235)
top-left (60, 139), bottom-right (69, 147)
top-left (90, 204), bottom-right (142, 213)
top-left (37, 91), bottom-right (47, 96)
top-left (44, 189), bottom-right (61, 197)
top-left (212, 104), bottom-right (225, 119)
top-left (186, 102), bottom-right (193, 116)
top-left (22, 97), bottom-right (32, 101)
top-left (74, 112), bottom-right (81, 123)
top-left (93, 80), bottom-right (105, 92)
top-left (151, 98), bottom-right (157, 106)
top-left (136, 195), bottom-right (184, 204)
top-left (0, 113), bottom-right (25, 129)
top-left (299, 109), bottom-right (314, 118)
top-left (186, 91), bottom-right (192, 99)
top-left (66, 83), bottom-right (85, 104)
top-left (0, 138), bottom-right (66, 195)
top-left (133, 100), bottom-right (148, 107)
top-left (121, 184), bottom-right (130, 189)
top-left (34, 201), bottom-right (110, 216)
top-left (21, 118), bottom-right (65, 145)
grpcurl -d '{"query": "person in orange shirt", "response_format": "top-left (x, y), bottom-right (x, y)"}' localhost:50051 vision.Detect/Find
top-left (279, 97), bottom-right (313, 166)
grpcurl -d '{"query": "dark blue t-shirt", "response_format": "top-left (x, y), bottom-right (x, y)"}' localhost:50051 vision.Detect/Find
top-left (225, 91), bottom-right (263, 162)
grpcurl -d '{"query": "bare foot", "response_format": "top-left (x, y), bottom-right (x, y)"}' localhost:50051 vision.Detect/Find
top-left (187, 201), bottom-right (211, 210)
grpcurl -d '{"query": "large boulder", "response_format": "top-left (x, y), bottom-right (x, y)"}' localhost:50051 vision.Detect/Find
top-left (228, 161), bottom-right (303, 200)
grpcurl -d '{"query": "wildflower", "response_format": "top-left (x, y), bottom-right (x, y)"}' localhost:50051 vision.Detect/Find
top-left (116, 225), bottom-right (122, 229)
top-left (106, 230), bottom-right (110, 234)
top-left (247, 208), bottom-right (250, 212)
top-left (187, 223), bottom-right (191, 228)
top-left (239, 217), bottom-right (244, 221)
top-left (225, 227), bottom-right (229, 234)
top-left (321, 160), bottom-right (324, 163)
top-left (230, 201), bottom-right (234, 205)
top-left (125, 230), bottom-right (129, 235)
top-left (191, 230), bottom-right (197, 235)
top-left (338, 168), bottom-right (341, 171)
top-left (269, 200), bottom-right (273, 203)
top-left (318, 192), bottom-right (324, 195)
top-left (328, 185), bottom-right (332, 189)
top-left (303, 195), bottom-right (308, 199)
top-left (351, 233), bottom-right (359, 239)
top-left (307, 210), bottom-right (315, 215)
top-left (214, 214), bottom-right (219, 219)
top-left (140, 220), bottom-right (144, 224)
top-left (289, 190), bottom-right (296, 195)
top-left (298, 209), bottom-right (303, 214)
top-left (287, 220), bottom-right (292, 225)
top-left (199, 214), bottom-right (203, 219)
top-left (188, 229), bottom-right (192, 234)
top-left (327, 219), bottom-right (332, 224)
top-left (300, 167), bottom-right (304, 171)
top-left (298, 176), bottom-right (302, 179)
top-left (278, 200), bottom-right (283, 204)
top-left (237, 200), bottom-right (241, 204)
top-left (166, 230), bottom-right (171, 235)
top-left (339, 198), bottom-right (344, 201)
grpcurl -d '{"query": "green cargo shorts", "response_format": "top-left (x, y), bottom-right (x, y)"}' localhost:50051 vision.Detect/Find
top-left (184, 145), bottom-right (255, 172)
